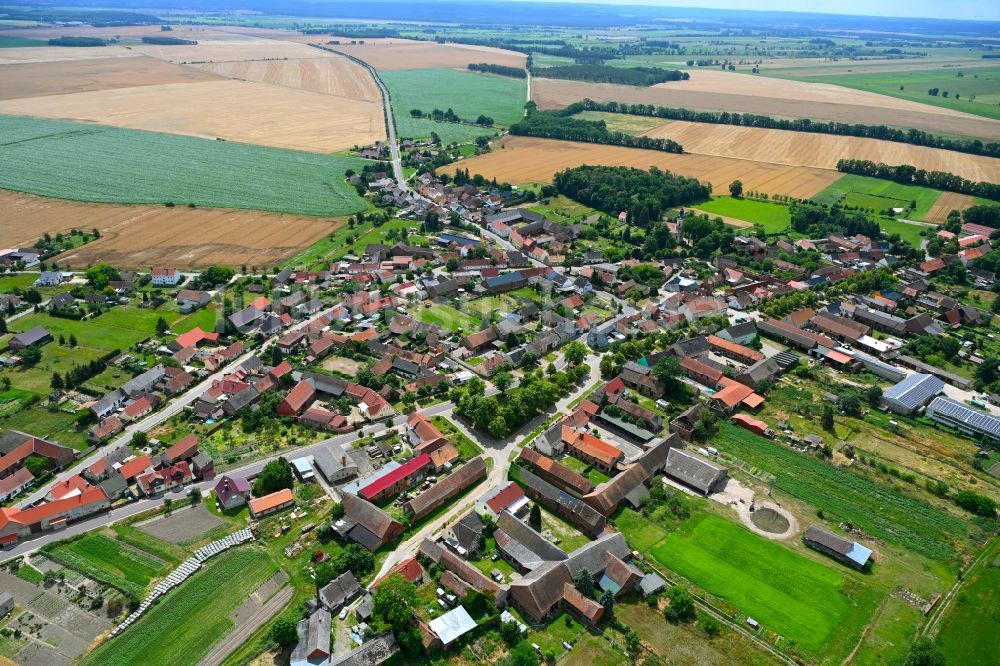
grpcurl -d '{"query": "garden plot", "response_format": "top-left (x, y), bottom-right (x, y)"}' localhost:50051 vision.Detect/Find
top-left (137, 504), bottom-right (226, 545)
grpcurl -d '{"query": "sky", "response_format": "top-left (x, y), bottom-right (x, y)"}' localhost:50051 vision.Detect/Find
top-left (524, 0), bottom-right (1000, 22)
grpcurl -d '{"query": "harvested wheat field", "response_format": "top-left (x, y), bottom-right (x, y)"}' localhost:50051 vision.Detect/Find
top-left (0, 45), bottom-right (140, 64)
top-left (924, 192), bottom-right (981, 223)
top-left (192, 56), bottom-right (380, 100)
top-left (641, 121), bottom-right (1000, 183)
top-left (0, 56), bottom-right (222, 100)
top-left (532, 77), bottom-right (1000, 140)
top-left (1, 191), bottom-right (339, 269)
top-left (0, 79), bottom-right (385, 153)
top-left (322, 38), bottom-right (526, 70)
top-left (0, 23), bottom-right (216, 42)
top-left (132, 35), bottom-right (329, 64)
top-left (460, 136), bottom-right (840, 198)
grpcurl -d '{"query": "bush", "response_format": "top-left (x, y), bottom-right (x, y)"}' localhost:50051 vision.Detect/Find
top-left (270, 614), bottom-right (299, 646)
top-left (663, 585), bottom-right (696, 622)
top-left (954, 490), bottom-right (997, 517)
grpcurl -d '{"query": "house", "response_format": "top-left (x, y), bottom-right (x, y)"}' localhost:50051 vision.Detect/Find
top-left (248, 488), bottom-right (295, 519)
top-left (517, 447), bottom-right (593, 497)
top-left (476, 481), bottom-right (529, 521)
top-left (136, 462), bottom-right (192, 496)
top-left (277, 380), bottom-right (317, 417)
top-left (312, 446), bottom-right (359, 483)
top-left (804, 525), bottom-right (873, 570)
top-left (9, 326), bottom-right (52, 350)
top-left (214, 475), bottom-right (251, 511)
top-left (0, 431), bottom-right (75, 481)
top-left (122, 397), bottom-right (153, 422)
top-left (290, 609), bottom-right (330, 666)
top-left (710, 379), bottom-right (764, 413)
top-left (621, 361), bottom-right (665, 398)
top-left (881, 373), bottom-right (945, 415)
top-left (151, 268), bottom-right (182, 286)
top-left (0, 467), bottom-right (33, 502)
top-left (445, 512), bottom-right (484, 558)
top-left (707, 335), bottom-right (763, 365)
top-left (359, 454), bottom-right (431, 503)
top-left (663, 448), bottom-right (728, 495)
top-left (562, 428), bottom-right (622, 474)
top-left (495, 511), bottom-right (567, 572)
top-left (407, 413), bottom-right (449, 453)
top-left (405, 456), bottom-right (486, 521)
top-left (318, 571), bottom-right (361, 611)
top-left (338, 493), bottom-right (404, 551)
top-left (0, 488), bottom-right (110, 546)
top-left (372, 557), bottom-right (424, 588)
top-left (34, 271), bottom-right (63, 287)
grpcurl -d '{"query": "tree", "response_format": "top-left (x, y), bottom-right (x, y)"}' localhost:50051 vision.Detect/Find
top-left (499, 620), bottom-right (521, 646)
top-left (822, 405), bottom-right (835, 432)
top-left (905, 638), bottom-right (946, 666)
top-left (954, 490), bottom-right (997, 517)
top-left (270, 614), bottom-right (299, 647)
top-left (23, 455), bottom-right (48, 477)
top-left (663, 585), bottom-right (696, 622)
top-left (564, 341), bottom-right (586, 366)
top-left (85, 263), bottom-right (121, 290)
top-left (529, 503), bottom-right (542, 531)
top-left (0, 318), bottom-right (6, 335)
top-left (446, 257), bottom-right (459, 272)
top-left (493, 371), bottom-right (513, 392)
top-left (156, 317), bottom-right (168, 334)
top-left (625, 630), bottom-right (641, 656)
top-left (864, 385), bottom-right (883, 408)
top-left (510, 641), bottom-right (540, 666)
top-left (69, 333), bottom-right (78, 347)
top-left (573, 569), bottom-right (596, 599)
top-left (131, 431), bottom-right (149, 449)
top-left (371, 573), bottom-right (417, 631)
top-left (729, 179), bottom-right (743, 198)
top-left (254, 457), bottom-right (294, 496)
top-left (698, 614), bottom-right (722, 637)
top-left (652, 357), bottom-right (686, 399)
top-left (599, 355), bottom-right (618, 379)
top-left (600, 589), bottom-right (615, 615)
top-left (189, 487), bottom-right (202, 503)
top-left (19, 346), bottom-right (41, 367)
top-left (50, 373), bottom-right (64, 391)
top-left (163, 497), bottom-right (173, 512)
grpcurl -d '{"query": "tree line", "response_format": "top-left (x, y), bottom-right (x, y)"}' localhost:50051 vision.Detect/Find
top-left (510, 104), bottom-right (683, 153)
top-left (530, 64), bottom-right (688, 86)
top-left (566, 98), bottom-right (1000, 159)
top-left (468, 63), bottom-right (527, 78)
top-left (790, 202), bottom-right (881, 238)
top-left (836, 159), bottom-right (1000, 202)
top-left (140, 36), bottom-right (197, 45)
top-left (48, 36), bottom-right (107, 47)
top-left (553, 165), bottom-right (710, 227)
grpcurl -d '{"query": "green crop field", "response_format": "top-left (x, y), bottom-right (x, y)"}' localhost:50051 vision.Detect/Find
top-left (937, 565), bottom-right (1000, 664)
top-left (614, 507), bottom-right (669, 551)
top-left (394, 116), bottom-right (496, 145)
top-left (0, 35), bottom-right (45, 47)
top-left (382, 68), bottom-right (527, 128)
top-left (813, 174), bottom-right (943, 220)
top-left (0, 115), bottom-right (368, 216)
top-left (651, 514), bottom-right (877, 655)
top-left (81, 547), bottom-right (278, 666)
top-left (696, 196), bottom-right (792, 233)
top-left (51, 534), bottom-right (168, 592)
top-left (713, 423), bottom-right (974, 562)
top-left (778, 66), bottom-right (1000, 122)
top-left (878, 218), bottom-right (928, 247)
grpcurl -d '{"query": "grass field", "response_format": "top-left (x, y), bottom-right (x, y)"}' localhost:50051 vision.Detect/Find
top-left (0, 115), bottom-right (367, 216)
top-left (712, 423), bottom-right (974, 563)
top-left (784, 66), bottom-right (1000, 122)
top-left (413, 301), bottom-right (482, 332)
top-left (572, 110), bottom-right (667, 135)
top-left (813, 174), bottom-right (943, 221)
top-left (394, 116), bottom-right (496, 145)
top-left (651, 514), bottom-right (874, 654)
top-left (381, 68), bottom-right (527, 128)
top-left (80, 547), bottom-right (278, 666)
top-left (696, 196), bottom-right (792, 233)
top-left (0, 35), bottom-right (44, 47)
top-left (614, 507), bottom-right (669, 551)
top-left (878, 218), bottom-right (928, 246)
top-left (936, 565), bottom-right (1000, 664)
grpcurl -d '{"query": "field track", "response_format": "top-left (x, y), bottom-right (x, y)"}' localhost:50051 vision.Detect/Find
top-left (458, 136), bottom-right (841, 198)
top-left (532, 76), bottom-right (1000, 140)
top-left (642, 121), bottom-right (1000, 183)
top-left (0, 191), bottom-right (340, 269)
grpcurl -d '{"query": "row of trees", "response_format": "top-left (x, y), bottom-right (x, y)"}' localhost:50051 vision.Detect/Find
top-left (565, 98), bottom-right (1000, 159)
top-left (530, 64), bottom-right (688, 86)
top-left (510, 104), bottom-right (684, 153)
top-left (836, 159), bottom-right (1000, 202)
top-left (467, 62), bottom-right (527, 78)
top-left (790, 203), bottom-right (881, 238)
top-left (553, 165), bottom-right (710, 227)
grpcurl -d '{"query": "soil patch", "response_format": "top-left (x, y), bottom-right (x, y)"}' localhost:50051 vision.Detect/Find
top-left (137, 504), bottom-right (226, 545)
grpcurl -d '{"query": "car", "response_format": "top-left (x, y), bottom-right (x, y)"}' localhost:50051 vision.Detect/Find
top-left (339, 607), bottom-right (350, 621)
top-left (563, 641), bottom-right (573, 651)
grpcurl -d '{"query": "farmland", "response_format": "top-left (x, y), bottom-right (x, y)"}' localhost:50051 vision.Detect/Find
top-left (813, 174), bottom-right (944, 220)
top-left (48, 533), bottom-right (170, 600)
top-left (695, 197), bottom-right (792, 233)
top-left (80, 547), bottom-right (279, 666)
top-left (395, 116), bottom-right (497, 145)
top-left (712, 423), bottom-right (976, 563)
top-left (530, 73), bottom-right (1000, 140)
top-left (0, 115), bottom-right (368, 216)
top-left (936, 565), bottom-right (1000, 664)
top-left (190, 55), bottom-right (380, 101)
top-left (458, 136), bottom-right (842, 198)
top-left (649, 514), bottom-right (878, 656)
top-left (381, 68), bottom-right (527, 127)
top-left (324, 38), bottom-right (526, 71)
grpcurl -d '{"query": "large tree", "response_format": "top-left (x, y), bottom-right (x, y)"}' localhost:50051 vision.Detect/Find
top-left (371, 573), bottom-right (417, 631)
top-left (253, 457), bottom-right (294, 496)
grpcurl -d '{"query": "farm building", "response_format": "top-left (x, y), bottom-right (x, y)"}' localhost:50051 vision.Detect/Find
top-left (8, 326), bottom-right (52, 350)
top-left (428, 606), bottom-right (477, 646)
top-left (405, 456), bottom-right (486, 521)
top-left (291, 609), bottom-right (331, 666)
top-left (663, 448), bottom-right (728, 495)
top-left (926, 396), bottom-right (1000, 442)
top-left (312, 446), bottom-right (359, 483)
top-left (0, 487), bottom-right (110, 545)
top-left (248, 488), bottom-right (295, 519)
top-left (881, 373), bottom-right (945, 415)
top-left (476, 481), bottom-right (528, 521)
top-left (495, 510), bottom-right (568, 572)
top-left (329, 633), bottom-right (397, 666)
top-left (732, 414), bottom-right (773, 438)
top-left (519, 467), bottom-right (607, 535)
top-left (561, 428), bottom-right (622, 474)
top-left (359, 454), bottom-right (431, 502)
top-left (517, 447), bottom-right (593, 496)
top-left (804, 525), bottom-right (873, 570)
top-left (337, 493), bottom-right (404, 551)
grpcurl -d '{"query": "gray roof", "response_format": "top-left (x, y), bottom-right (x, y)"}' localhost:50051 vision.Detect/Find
top-left (229, 305), bottom-right (263, 328)
top-left (563, 532), bottom-right (630, 579)
top-left (299, 371), bottom-right (348, 397)
top-left (519, 467), bottom-right (605, 533)
top-left (452, 512), bottom-right (483, 552)
top-left (331, 632), bottom-right (397, 666)
top-left (496, 511), bottom-right (567, 567)
top-left (927, 396), bottom-right (1000, 439)
top-left (639, 573), bottom-right (666, 596)
top-left (664, 448), bottom-right (726, 494)
top-left (313, 446), bottom-right (358, 480)
top-left (319, 571), bottom-right (360, 610)
top-left (428, 606), bottom-right (477, 645)
top-left (11, 326), bottom-right (50, 347)
top-left (122, 364), bottom-right (165, 396)
top-left (290, 609), bottom-right (331, 666)
top-left (98, 472), bottom-right (128, 499)
top-left (804, 525), bottom-right (872, 567)
top-left (882, 373), bottom-right (944, 411)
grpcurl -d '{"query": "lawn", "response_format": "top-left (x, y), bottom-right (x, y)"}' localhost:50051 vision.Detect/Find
top-left (650, 514), bottom-right (871, 654)
top-left (413, 301), bottom-right (481, 332)
top-left (431, 415), bottom-right (484, 459)
top-left (394, 116), bottom-right (496, 145)
top-left (936, 565), bottom-right (1000, 664)
top-left (614, 506), bottom-right (668, 551)
top-left (529, 195), bottom-right (602, 224)
top-left (0, 115), bottom-right (367, 216)
top-left (878, 217), bottom-right (928, 247)
top-left (381, 68), bottom-right (527, 128)
top-left (712, 422), bottom-right (975, 563)
top-left (812, 174), bottom-right (943, 221)
top-left (696, 196), bottom-right (792, 233)
top-left (80, 547), bottom-right (279, 666)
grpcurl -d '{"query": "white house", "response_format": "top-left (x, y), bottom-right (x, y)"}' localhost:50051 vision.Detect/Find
top-left (151, 268), bottom-right (182, 286)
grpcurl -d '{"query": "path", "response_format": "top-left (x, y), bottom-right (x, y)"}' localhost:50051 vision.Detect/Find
top-left (199, 583), bottom-right (293, 666)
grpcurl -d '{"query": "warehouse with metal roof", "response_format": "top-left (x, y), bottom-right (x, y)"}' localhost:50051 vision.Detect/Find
top-left (926, 396), bottom-right (1000, 442)
top-left (881, 373), bottom-right (945, 415)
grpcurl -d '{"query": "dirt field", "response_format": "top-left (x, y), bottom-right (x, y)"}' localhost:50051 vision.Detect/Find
top-left (531, 77), bottom-right (1000, 140)
top-left (321, 38), bottom-right (526, 70)
top-left (458, 136), bottom-right (841, 198)
top-left (132, 35), bottom-right (333, 63)
top-left (0, 23), bottom-right (217, 41)
top-left (322, 356), bottom-right (364, 375)
top-left (1, 191), bottom-right (342, 269)
top-left (0, 45), bottom-right (140, 64)
top-left (137, 504), bottom-right (225, 545)
top-left (641, 120), bottom-right (1000, 183)
top-left (924, 192), bottom-right (981, 223)
top-left (0, 78), bottom-right (385, 152)
top-left (0, 55), bottom-right (222, 100)
top-left (192, 56), bottom-right (380, 101)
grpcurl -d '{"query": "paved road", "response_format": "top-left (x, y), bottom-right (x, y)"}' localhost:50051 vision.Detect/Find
top-left (359, 59), bottom-right (405, 189)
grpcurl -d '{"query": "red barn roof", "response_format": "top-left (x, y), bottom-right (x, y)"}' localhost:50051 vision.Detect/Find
top-left (360, 454), bottom-right (431, 500)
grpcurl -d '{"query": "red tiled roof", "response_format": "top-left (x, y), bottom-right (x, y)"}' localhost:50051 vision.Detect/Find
top-left (48, 474), bottom-right (89, 500)
top-left (123, 398), bottom-right (152, 419)
top-left (485, 482), bottom-right (525, 514)
top-left (164, 435), bottom-right (198, 462)
top-left (360, 454), bottom-right (431, 500)
top-left (249, 488), bottom-right (294, 515)
top-left (118, 455), bottom-right (152, 481)
top-left (172, 327), bottom-right (218, 350)
top-left (373, 557), bottom-right (423, 587)
top-left (0, 487), bottom-right (107, 529)
top-left (562, 428), bottom-right (622, 466)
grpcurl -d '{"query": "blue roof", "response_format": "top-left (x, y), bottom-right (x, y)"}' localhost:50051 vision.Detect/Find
top-left (846, 542), bottom-right (873, 567)
top-left (484, 272), bottom-right (524, 288)
top-left (440, 233), bottom-right (480, 246)
top-left (883, 373), bottom-right (945, 410)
